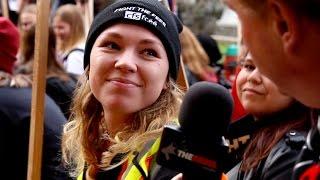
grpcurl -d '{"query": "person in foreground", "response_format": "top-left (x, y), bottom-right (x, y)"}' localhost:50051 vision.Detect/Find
top-left (224, 0), bottom-right (320, 178)
top-left (227, 49), bottom-right (314, 179)
top-left (224, 0), bottom-right (320, 109)
top-left (61, 0), bottom-right (184, 179)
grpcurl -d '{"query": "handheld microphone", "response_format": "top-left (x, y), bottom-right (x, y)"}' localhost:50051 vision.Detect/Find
top-left (156, 82), bottom-right (234, 180)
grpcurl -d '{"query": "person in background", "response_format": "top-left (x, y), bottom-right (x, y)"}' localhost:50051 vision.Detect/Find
top-left (220, 44), bottom-right (239, 89)
top-left (227, 48), bottom-right (313, 179)
top-left (15, 26), bottom-right (76, 119)
top-left (16, 3), bottom-right (36, 66)
top-left (0, 16), bottom-right (69, 180)
top-left (61, 0), bottom-right (184, 179)
top-left (51, 0), bottom-right (76, 18)
top-left (180, 25), bottom-right (219, 86)
top-left (53, 4), bottom-right (86, 76)
top-left (17, 3), bottom-right (36, 33)
top-left (197, 34), bottom-right (222, 68)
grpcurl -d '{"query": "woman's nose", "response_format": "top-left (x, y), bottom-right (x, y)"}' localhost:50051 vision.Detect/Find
top-left (247, 69), bottom-right (262, 84)
top-left (114, 50), bottom-right (138, 73)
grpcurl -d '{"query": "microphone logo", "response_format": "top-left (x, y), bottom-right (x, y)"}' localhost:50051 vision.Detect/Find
top-left (160, 141), bottom-right (217, 169)
top-left (156, 82), bottom-right (233, 178)
top-left (161, 143), bottom-right (175, 160)
top-left (161, 143), bottom-right (194, 161)
top-left (226, 135), bottom-right (250, 153)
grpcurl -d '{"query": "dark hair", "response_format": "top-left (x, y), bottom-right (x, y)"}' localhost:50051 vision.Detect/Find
top-left (241, 101), bottom-right (312, 170)
top-left (197, 34), bottom-right (221, 66)
top-left (16, 26), bottom-right (70, 81)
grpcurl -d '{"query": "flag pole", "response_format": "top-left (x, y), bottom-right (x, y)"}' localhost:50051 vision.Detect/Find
top-left (160, 0), bottom-right (189, 91)
top-left (1, 0), bottom-right (9, 18)
top-left (27, 0), bottom-right (51, 179)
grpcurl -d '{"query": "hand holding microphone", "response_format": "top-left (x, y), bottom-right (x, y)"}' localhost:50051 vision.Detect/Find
top-left (156, 82), bottom-right (234, 180)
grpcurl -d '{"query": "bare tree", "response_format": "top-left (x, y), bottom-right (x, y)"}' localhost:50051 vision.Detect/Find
top-left (177, 0), bottom-right (224, 35)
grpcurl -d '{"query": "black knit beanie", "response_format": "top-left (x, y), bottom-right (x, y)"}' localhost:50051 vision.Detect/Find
top-left (83, 0), bottom-right (183, 80)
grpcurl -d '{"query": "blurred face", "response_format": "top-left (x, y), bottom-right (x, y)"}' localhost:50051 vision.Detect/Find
top-left (224, 0), bottom-right (285, 83)
top-left (89, 23), bottom-right (169, 118)
top-left (53, 17), bottom-right (71, 41)
top-left (236, 53), bottom-right (293, 118)
top-left (20, 12), bottom-right (36, 31)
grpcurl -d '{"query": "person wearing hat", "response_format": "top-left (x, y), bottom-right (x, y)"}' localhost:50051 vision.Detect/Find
top-left (0, 17), bottom-right (69, 179)
top-left (196, 34), bottom-right (222, 68)
top-left (61, 0), bottom-right (183, 179)
top-left (0, 17), bottom-right (20, 74)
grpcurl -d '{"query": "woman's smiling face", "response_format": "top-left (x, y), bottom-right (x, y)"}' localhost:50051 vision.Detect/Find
top-left (89, 23), bottom-right (169, 116)
top-left (236, 52), bottom-right (293, 118)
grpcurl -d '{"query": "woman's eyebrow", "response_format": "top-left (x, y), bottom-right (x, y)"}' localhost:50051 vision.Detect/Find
top-left (101, 32), bottom-right (123, 39)
top-left (139, 39), bottom-right (163, 46)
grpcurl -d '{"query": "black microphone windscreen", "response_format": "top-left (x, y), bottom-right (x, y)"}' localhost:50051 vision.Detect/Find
top-left (179, 82), bottom-right (234, 139)
top-left (156, 82), bottom-right (233, 176)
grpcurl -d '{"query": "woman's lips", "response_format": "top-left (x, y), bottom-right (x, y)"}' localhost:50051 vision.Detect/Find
top-left (107, 77), bottom-right (142, 87)
top-left (243, 88), bottom-right (264, 95)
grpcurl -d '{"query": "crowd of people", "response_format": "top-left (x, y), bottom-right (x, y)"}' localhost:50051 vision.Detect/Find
top-left (0, 0), bottom-right (319, 179)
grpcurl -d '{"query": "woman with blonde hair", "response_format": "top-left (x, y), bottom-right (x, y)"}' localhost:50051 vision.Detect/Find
top-left (62, 0), bottom-right (184, 179)
top-left (15, 3), bottom-right (37, 66)
top-left (53, 4), bottom-right (86, 76)
top-left (180, 25), bottom-right (219, 86)
top-left (18, 3), bottom-right (37, 34)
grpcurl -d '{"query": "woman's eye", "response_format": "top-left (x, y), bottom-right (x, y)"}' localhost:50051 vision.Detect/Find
top-left (104, 41), bottom-right (120, 50)
top-left (244, 64), bottom-right (255, 71)
top-left (142, 49), bottom-right (158, 58)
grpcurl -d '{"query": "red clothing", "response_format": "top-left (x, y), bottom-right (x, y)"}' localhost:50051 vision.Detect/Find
top-left (231, 70), bottom-right (247, 122)
top-left (0, 17), bottom-right (19, 74)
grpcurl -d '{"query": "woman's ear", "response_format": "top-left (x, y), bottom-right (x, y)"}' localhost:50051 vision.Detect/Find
top-left (269, 0), bottom-right (302, 54)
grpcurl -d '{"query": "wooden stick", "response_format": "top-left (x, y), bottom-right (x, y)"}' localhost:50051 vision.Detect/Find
top-left (1, 0), bottom-right (9, 18)
top-left (80, 0), bottom-right (93, 34)
top-left (160, 0), bottom-right (189, 90)
top-left (27, 0), bottom-right (50, 180)
top-left (88, 0), bottom-right (93, 25)
top-left (177, 58), bottom-right (189, 91)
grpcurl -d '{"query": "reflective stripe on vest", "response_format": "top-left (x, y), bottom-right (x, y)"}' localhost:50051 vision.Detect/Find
top-left (77, 138), bottom-right (161, 180)
top-left (77, 172), bottom-right (83, 180)
top-left (121, 138), bottom-right (161, 179)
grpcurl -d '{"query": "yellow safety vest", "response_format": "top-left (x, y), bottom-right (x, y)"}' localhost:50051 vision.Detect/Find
top-left (78, 138), bottom-right (161, 180)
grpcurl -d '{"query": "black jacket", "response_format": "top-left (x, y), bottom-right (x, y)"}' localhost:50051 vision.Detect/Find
top-left (46, 76), bottom-right (76, 119)
top-left (226, 103), bottom-right (310, 180)
top-left (0, 87), bottom-right (70, 180)
top-left (227, 129), bottom-right (307, 180)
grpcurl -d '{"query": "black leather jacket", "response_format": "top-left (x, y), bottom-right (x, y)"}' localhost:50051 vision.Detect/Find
top-left (227, 130), bottom-right (307, 180)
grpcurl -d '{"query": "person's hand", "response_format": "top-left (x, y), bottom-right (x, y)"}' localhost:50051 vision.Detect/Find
top-left (171, 173), bottom-right (183, 180)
